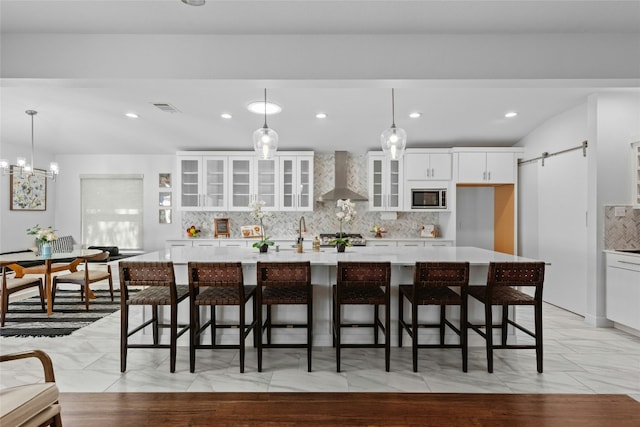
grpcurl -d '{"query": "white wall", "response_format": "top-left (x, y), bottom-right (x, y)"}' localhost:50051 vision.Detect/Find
top-left (587, 91), bottom-right (640, 326)
top-left (518, 91), bottom-right (640, 325)
top-left (456, 187), bottom-right (494, 250)
top-left (517, 103), bottom-right (588, 315)
top-left (0, 141), bottom-right (57, 252)
top-left (53, 154), bottom-right (179, 252)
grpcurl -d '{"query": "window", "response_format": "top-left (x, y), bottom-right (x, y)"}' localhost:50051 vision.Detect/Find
top-left (81, 174), bottom-right (143, 251)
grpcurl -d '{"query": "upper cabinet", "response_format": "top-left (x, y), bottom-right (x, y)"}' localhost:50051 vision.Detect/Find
top-left (279, 155), bottom-right (314, 211)
top-left (229, 156), bottom-right (278, 211)
top-left (456, 150), bottom-right (517, 184)
top-left (367, 152), bottom-right (403, 211)
top-left (176, 155), bottom-right (228, 211)
top-left (404, 149), bottom-right (452, 181)
top-left (632, 141), bottom-right (640, 207)
top-left (176, 151), bottom-right (313, 212)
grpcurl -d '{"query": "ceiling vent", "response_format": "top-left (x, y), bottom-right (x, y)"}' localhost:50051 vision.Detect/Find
top-left (152, 103), bottom-right (180, 113)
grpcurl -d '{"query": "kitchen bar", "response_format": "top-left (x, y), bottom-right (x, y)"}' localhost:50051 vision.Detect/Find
top-left (112, 245), bottom-right (540, 347)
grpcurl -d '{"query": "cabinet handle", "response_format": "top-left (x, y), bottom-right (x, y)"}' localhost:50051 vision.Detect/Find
top-left (488, 171), bottom-right (491, 181)
top-left (426, 169), bottom-right (430, 178)
top-left (618, 260), bottom-right (640, 266)
top-left (431, 168), bottom-right (435, 177)
top-left (483, 171), bottom-right (486, 181)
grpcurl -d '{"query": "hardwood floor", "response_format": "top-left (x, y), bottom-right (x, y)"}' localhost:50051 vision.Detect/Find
top-left (59, 392), bottom-right (640, 426)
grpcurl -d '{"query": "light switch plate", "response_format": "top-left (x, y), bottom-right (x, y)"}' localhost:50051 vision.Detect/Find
top-left (614, 206), bottom-right (626, 217)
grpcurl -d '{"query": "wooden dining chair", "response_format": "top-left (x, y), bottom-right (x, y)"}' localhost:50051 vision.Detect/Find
top-left (51, 251), bottom-right (113, 311)
top-left (119, 261), bottom-right (189, 373)
top-left (467, 262), bottom-right (545, 373)
top-left (1, 261), bottom-right (45, 327)
top-left (398, 262), bottom-right (470, 372)
top-left (333, 261), bottom-right (391, 372)
top-left (188, 262), bottom-right (257, 373)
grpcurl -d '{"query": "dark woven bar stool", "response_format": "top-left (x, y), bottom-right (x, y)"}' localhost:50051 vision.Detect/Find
top-left (333, 261), bottom-right (391, 372)
top-left (256, 261), bottom-right (313, 372)
top-left (467, 262), bottom-right (545, 373)
top-left (188, 262), bottom-right (257, 373)
top-left (119, 261), bottom-right (189, 373)
top-left (398, 262), bottom-right (470, 372)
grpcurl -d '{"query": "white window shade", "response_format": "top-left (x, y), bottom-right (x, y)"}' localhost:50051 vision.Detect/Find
top-left (81, 174), bottom-right (143, 251)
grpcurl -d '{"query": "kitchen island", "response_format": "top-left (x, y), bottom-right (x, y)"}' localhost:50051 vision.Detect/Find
top-left (112, 246), bottom-right (540, 347)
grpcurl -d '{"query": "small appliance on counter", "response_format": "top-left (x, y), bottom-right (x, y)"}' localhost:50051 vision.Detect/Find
top-left (420, 224), bottom-right (438, 238)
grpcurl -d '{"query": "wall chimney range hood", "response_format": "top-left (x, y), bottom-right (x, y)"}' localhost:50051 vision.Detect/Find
top-left (320, 151), bottom-right (368, 201)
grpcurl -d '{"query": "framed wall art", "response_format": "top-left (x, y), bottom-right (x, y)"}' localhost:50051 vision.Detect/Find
top-left (159, 209), bottom-right (172, 224)
top-left (159, 173), bottom-right (171, 188)
top-left (9, 167), bottom-right (47, 211)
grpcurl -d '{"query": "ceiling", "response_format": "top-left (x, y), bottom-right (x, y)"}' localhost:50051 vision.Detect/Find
top-left (1, 0), bottom-right (639, 157)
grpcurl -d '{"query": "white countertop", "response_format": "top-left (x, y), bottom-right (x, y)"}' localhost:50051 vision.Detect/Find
top-left (115, 246), bottom-right (539, 266)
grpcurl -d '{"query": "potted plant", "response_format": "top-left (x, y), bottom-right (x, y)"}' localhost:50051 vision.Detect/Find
top-left (249, 200), bottom-right (274, 253)
top-left (329, 199), bottom-right (356, 252)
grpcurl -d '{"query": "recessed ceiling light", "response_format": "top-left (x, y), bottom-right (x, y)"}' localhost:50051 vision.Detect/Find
top-left (125, 112), bottom-right (139, 119)
top-left (247, 101), bottom-right (282, 115)
top-left (505, 111), bottom-right (518, 118)
top-left (221, 113), bottom-right (232, 119)
top-left (316, 112), bottom-right (327, 119)
top-left (409, 112), bottom-right (422, 119)
top-left (181, 0), bottom-right (205, 6)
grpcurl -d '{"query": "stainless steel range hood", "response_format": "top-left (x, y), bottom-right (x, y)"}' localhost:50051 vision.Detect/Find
top-left (320, 151), bottom-right (368, 201)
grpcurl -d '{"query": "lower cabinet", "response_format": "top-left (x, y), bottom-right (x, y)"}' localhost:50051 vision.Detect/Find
top-left (368, 240), bottom-right (454, 248)
top-left (606, 252), bottom-right (640, 330)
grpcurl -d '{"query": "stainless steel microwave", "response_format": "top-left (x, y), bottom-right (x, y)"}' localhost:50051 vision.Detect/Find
top-left (411, 188), bottom-right (447, 209)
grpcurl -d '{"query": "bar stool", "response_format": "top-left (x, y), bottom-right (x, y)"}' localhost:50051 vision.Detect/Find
top-left (398, 262), bottom-right (470, 372)
top-left (467, 262), bottom-right (545, 373)
top-left (256, 261), bottom-right (313, 372)
top-left (333, 261), bottom-right (391, 372)
top-left (188, 262), bottom-right (257, 373)
top-left (118, 261), bottom-right (189, 373)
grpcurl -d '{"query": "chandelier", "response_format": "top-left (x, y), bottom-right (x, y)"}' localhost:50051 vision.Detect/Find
top-left (0, 110), bottom-right (59, 181)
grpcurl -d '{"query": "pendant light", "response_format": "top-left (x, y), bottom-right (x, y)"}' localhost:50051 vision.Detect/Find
top-left (380, 88), bottom-right (407, 160)
top-left (252, 88), bottom-right (279, 160)
top-left (0, 110), bottom-right (59, 181)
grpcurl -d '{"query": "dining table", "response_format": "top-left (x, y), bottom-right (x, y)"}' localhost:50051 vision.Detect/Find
top-left (0, 249), bottom-right (102, 316)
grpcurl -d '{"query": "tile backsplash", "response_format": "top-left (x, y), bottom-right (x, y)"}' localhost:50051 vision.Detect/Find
top-left (604, 205), bottom-right (640, 249)
top-left (181, 153), bottom-right (440, 240)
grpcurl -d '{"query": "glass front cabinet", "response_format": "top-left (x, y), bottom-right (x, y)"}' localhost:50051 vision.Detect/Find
top-left (367, 152), bottom-right (403, 211)
top-left (279, 155), bottom-right (314, 211)
top-left (228, 156), bottom-right (278, 211)
top-left (177, 155), bottom-right (228, 211)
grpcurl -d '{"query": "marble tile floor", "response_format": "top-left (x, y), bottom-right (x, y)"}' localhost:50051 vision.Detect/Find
top-left (1, 302), bottom-right (639, 401)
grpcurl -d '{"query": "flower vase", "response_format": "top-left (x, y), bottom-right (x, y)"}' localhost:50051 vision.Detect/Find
top-left (336, 243), bottom-right (346, 253)
top-left (41, 243), bottom-right (52, 257)
top-left (259, 244), bottom-right (269, 253)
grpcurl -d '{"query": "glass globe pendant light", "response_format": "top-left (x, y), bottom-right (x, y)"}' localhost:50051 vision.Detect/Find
top-left (380, 88), bottom-right (407, 160)
top-left (253, 88), bottom-right (279, 160)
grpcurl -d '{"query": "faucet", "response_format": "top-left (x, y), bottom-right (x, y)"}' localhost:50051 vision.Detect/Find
top-left (297, 216), bottom-right (307, 252)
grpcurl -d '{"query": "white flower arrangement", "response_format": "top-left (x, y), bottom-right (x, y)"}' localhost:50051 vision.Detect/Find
top-left (248, 200), bottom-right (274, 248)
top-left (27, 224), bottom-right (58, 244)
top-left (331, 199), bottom-right (357, 245)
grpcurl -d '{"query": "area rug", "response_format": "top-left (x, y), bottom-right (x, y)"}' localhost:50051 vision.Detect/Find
top-left (1, 289), bottom-right (122, 337)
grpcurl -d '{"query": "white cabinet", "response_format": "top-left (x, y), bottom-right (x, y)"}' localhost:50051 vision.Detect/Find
top-left (606, 252), bottom-right (640, 330)
top-left (457, 151), bottom-right (515, 184)
top-left (405, 151), bottom-right (452, 181)
top-left (397, 240), bottom-right (453, 247)
top-left (228, 156), bottom-right (278, 211)
top-left (367, 153), bottom-right (403, 211)
top-left (177, 155), bottom-right (228, 210)
top-left (632, 141), bottom-right (640, 206)
top-left (367, 240), bottom-right (397, 247)
top-left (279, 155), bottom-right (314, 211)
